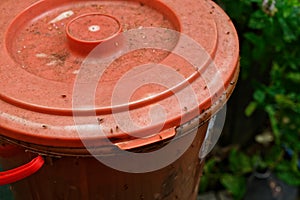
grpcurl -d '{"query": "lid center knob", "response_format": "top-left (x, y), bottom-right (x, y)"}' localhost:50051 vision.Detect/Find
top-left (66, 13), bottom-right (122, 55)
top-left (89, 25), bottom-right (101, 32)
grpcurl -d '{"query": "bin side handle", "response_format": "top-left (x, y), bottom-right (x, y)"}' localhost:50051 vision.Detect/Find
top-left (0, 155), bottom-right (44, 186)
top-left (115, 128), bottom-right (176, 150)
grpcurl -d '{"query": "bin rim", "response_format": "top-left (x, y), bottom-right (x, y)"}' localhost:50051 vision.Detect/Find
top-left (0, 65), bottom-right (239, 157)
top-left (0, 0), bottom-right (239, 150)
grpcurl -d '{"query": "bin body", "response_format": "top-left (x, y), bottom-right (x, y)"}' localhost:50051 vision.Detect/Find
top-left (0, 0), bottom-right (239, 199)
top-left (0, 123), bottom-right (208, 200)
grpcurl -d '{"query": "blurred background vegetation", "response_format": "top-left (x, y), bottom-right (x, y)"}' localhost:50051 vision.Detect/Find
top-left (200, 0), bottom-right (300, 199)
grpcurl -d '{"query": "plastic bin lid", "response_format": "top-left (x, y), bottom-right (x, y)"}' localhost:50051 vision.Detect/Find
top-left (0, 0), bottom-right (239, 150)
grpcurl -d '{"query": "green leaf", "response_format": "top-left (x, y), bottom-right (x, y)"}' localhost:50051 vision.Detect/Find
top-left (245, 101), bottom-right (258, 117)
top-left (248, 0), bottom-right (261, 3)
top-left (248, 11), bottom-right (267, 29)
top-left (291, 151), bottom-right (299, 172)
top-left (251, 154), bottom-right (268, 169)
top-left (199, 175), bottom-right (209, 193)
top-left (266, 106), bottom-right (281, 144)
top-left (221, 174), bottom-right (246, 200)
top-left (276, 169), bottom-right (300, 186)
top-left (253, 90), bottom-right (266, 104)
top-left (243, 32), bottom-right (260, 44)
top-left (203, 158), bottom-right (217, 173)
top-left (229, 149), bottom-right (253, 174)
top-left (243, 32), bottom-right (266, 59)
top-left (264, 145), bottom-right (284, 168)
top-left (275, 94), bottom-right (295, 108)
top-left (287, 72), bottom-right (300, 83)
top-left (278, 17), bottom-right (297, 42)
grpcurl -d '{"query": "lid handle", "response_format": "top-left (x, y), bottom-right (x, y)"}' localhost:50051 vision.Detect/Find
top-left (114, 128), bottom-right (176, 150)
top-left (66, 13), bottom-right (122, 55)
top-left (0, 156), bottom-right (44, 186)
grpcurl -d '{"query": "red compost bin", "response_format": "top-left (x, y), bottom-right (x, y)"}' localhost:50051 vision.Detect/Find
top-left (0, 0), bottom-right (239, 199)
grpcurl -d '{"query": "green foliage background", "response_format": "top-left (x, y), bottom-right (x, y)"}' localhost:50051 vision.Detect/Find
top-left (200, 0), bottom-right (300, 199)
